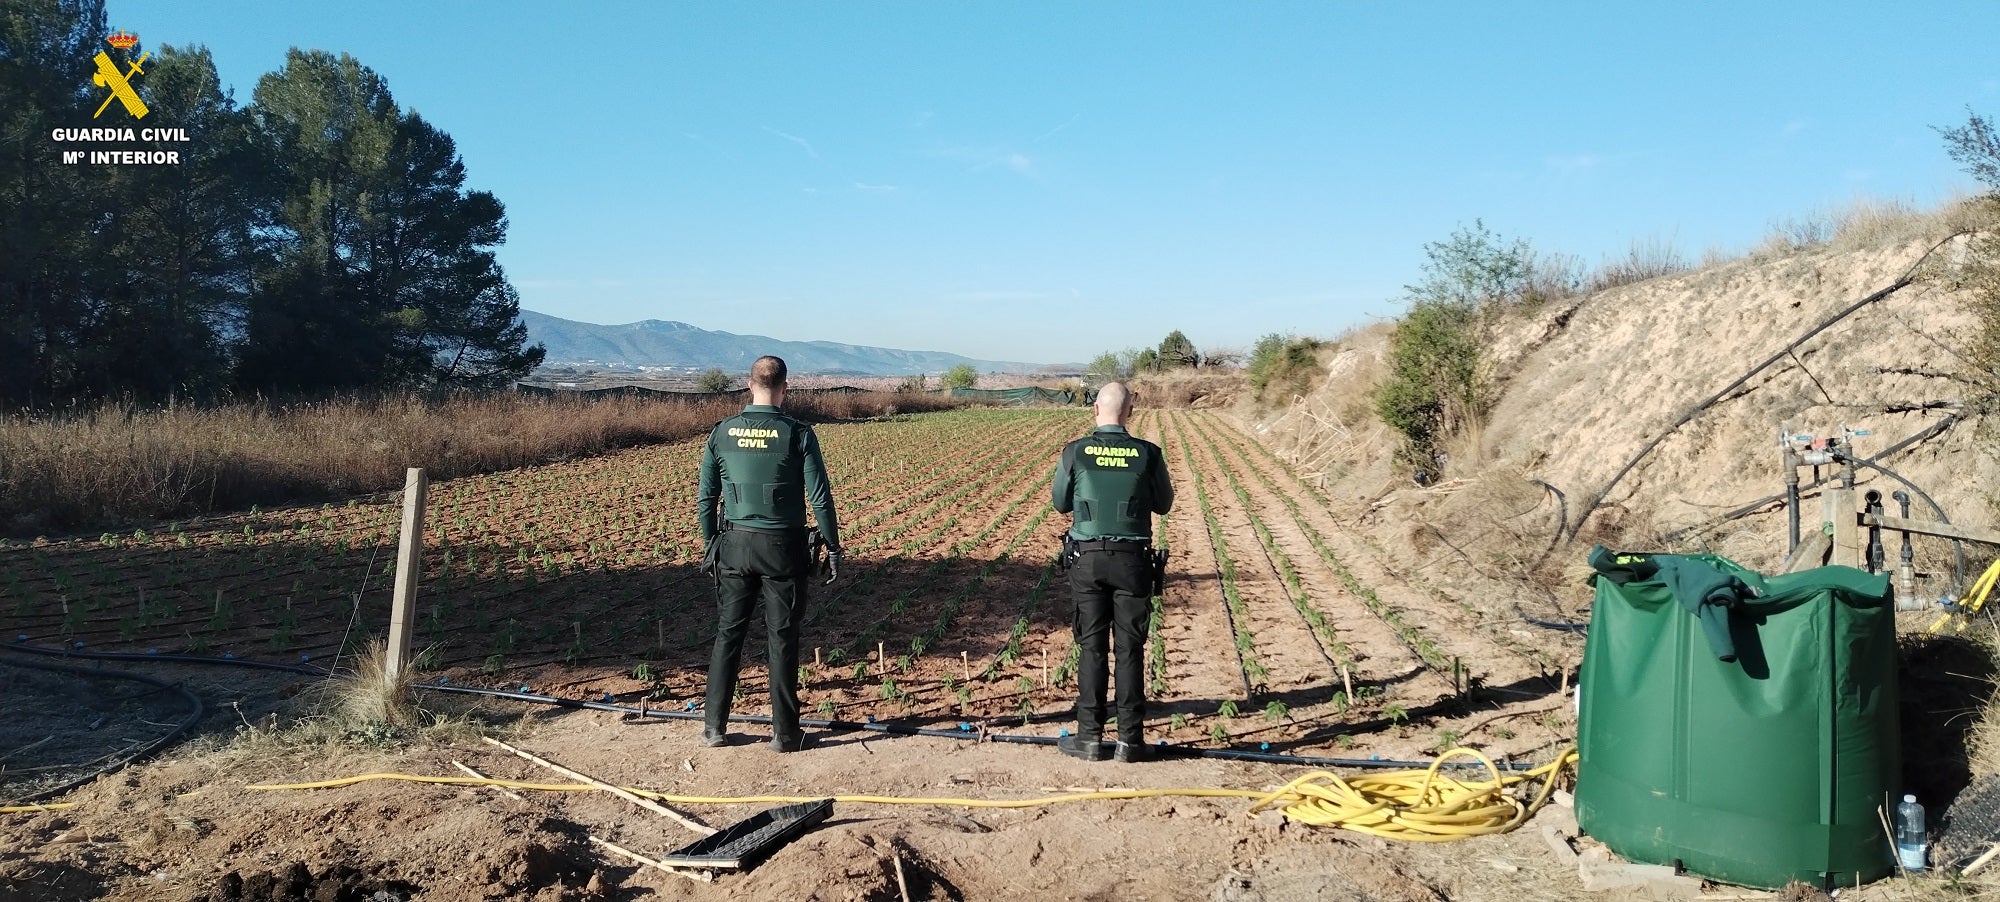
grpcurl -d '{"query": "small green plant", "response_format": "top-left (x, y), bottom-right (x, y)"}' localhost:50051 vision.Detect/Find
top-left (1217, 700), bottom-right (1240, 719)
top-left (1495, 728), bottom-right (1515, 740)
top-left (879, 677), bottom-right (899, 700)
top-left (1209, 723), bottom-right (1229, 745)
top-left (1384, 704), bottom-right (1409, 726)
top-left (816, 699), bottom-right (837, 717)
top-left (1335, 734), bottom-right (1355, 749)
top-left (483, 654), bottom-right (505, 675)
top-left (1263, 700), bottom-right (1288, 722)
top-left (1168, 712), bottom-right (1189, 731)
top-left (954, 686), bottom-right (973, 707)
top-left (1016, 676), bottom-right (1036, 693)
top-left (1018, 696), bottom-right (1035, 725)
top-left (1435, 729), bottom-right (1462, 751)
top-left (852, 662), bottom-right (870, 681)
top-left (632, 662), bottom-right (654, 682)
top-left (1330, 690), bottom-right (1350, 715)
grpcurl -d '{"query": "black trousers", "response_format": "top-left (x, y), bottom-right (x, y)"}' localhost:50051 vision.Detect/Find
top-left (1069, 547), bottom-right (1153, 744)
top-left (705, 528), bottom-right (808, 737)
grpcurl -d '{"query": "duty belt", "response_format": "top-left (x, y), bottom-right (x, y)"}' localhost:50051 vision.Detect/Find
top-left (722, 522), bottom-right (801, 537)
top-left (1073, 538), bottom-right (1150, 552)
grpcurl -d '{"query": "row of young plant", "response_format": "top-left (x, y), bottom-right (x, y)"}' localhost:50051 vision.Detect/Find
top-left (439, 413), bottom-right (1082, 669)
top-left (1198, 411), bottom-right (1558, 673)
top-left (1167, 417), bottom-right (1262, 701)
top-left (1184, 415), bottom-right (1357, 681)
top-left (1183, 412), bottom-right (1455, 676)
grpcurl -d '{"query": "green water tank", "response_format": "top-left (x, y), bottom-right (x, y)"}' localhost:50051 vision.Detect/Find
top-left (1575, 550), bottom-right (1899, 889)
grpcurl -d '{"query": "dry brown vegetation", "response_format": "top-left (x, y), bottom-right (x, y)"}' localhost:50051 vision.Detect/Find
top-left (0, 389), bottom-right (959, 537)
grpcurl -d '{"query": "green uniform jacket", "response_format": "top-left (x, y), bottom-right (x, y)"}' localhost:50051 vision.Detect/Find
top-left (697, 404), bottom-right (841, 551)
top-left (1052, 425), bottom-right (1174, 541)
top-left (1588, 546), bottom-right (1757, 662)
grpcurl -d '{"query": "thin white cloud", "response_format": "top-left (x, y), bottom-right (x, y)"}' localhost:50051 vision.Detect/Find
top-left (939, 145), bottom-right (1036, 176)
top-left (763, 126), bottom-right (819, 159)
top-left (854, 182), bottom-right (899, 192)
top-left (1035, 113), bottom-right (1080, 144)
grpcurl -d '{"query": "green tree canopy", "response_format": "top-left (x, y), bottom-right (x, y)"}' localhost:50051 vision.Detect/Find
top-left (941, 363), bottom-right (977, 390)
top-left (694, 367), bottom-right (731, 392)
top-left (1157, 330), bottom-right (1198, 369)
top-left (0, 5), bottom-right (541, 407)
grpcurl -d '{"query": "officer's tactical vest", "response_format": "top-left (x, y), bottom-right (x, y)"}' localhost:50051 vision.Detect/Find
top-left (713, 412), bottom-right (801, 526)
top-left (1073, 431), bottom-right (1157, 538)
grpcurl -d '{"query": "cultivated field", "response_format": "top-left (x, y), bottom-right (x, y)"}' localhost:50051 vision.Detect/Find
top-left (2, 408), bottom-right (1574, 771)
top-left (0, 407), bottom-right (1591, 901)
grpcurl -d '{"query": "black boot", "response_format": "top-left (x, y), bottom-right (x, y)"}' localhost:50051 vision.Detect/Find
top-left (1057, 734), bottom-right (1106, 761)
top-left (1114, 741), bottom-right (1153, 763)
top-left (770, 729), bottom-right (808, 753)
top-left (701, 726), bottom-right (731, 748)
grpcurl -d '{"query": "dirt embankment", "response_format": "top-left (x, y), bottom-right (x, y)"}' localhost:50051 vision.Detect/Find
top-left (1249, 234), bottom-right (1997, 629)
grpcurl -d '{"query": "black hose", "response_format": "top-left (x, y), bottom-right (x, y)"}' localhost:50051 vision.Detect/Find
top-left (1, 642), bottom-right (1560, 773)
top-left (1569, 232), bottom-right (1968, 543)
top-left (0, 655), bottom-right (205, 805)
top-left (0, 640), bottom-right (330, 676)
top-left (1833, 452), bottom-right (1966, 588)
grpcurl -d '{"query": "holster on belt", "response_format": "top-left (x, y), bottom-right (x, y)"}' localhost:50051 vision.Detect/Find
top-left (1056, 534), bottom-right (1079, 574)
top-left (1150, 547), bottom-right (1169, 597)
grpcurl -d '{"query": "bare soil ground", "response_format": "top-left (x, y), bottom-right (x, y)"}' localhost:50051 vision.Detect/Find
top-left (0, 406), bottom-right (1617, 900)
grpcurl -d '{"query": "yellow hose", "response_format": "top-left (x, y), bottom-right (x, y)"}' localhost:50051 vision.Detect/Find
top-left (0, 801), bottom-right (77, 814)
top-left (231, 746), bottom-right (1577, 841)
top-left (1928, 557), bottom-right (2000, 635)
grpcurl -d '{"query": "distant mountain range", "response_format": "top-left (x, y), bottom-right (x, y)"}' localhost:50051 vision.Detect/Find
top-left (519, 310), bottom-right (1046, 376)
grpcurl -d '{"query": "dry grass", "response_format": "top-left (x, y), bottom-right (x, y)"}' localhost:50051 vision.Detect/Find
top-left (0, 389), bottom-right (956, 537)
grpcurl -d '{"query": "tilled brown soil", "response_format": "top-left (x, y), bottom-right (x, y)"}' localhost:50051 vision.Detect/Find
top-left (4, 407), bottom-right (1609, 899)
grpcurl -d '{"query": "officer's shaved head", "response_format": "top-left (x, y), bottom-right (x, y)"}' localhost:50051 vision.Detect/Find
top-left (749, 356), bottom-right (788, 389)
top-left (1096, 382), bottom-right (1133, 426)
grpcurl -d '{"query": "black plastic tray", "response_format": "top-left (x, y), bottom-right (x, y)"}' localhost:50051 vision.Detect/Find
top-left (661, 799), bottom-right (834, 870)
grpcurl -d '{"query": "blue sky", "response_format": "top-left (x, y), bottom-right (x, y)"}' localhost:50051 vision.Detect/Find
top-left (114, 1), bottom-right (1996, 365)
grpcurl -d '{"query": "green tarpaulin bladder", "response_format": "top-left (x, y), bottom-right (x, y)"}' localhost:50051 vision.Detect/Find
top-left (1576, 547), bottom-right (1899, 889)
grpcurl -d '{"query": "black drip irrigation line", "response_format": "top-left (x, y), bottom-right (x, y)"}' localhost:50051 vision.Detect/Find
top-left (417, 683), bottom-right (1545, 772)
top-left (0, 653), bottom-right (205, 805)
top-left (0, 642), bottom-right (1554, 774)
top-left (0, 640), bottom-right (331, 676)
top-left (1564, 230), bottom-right (1970, 554)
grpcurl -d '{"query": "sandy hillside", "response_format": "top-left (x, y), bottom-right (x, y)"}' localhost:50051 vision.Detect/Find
top-left (1253, 229), bottom-right (1996, 620)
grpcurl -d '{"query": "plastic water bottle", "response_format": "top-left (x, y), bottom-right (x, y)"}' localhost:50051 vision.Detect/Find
top-left (1895, 794), bottom-right (1927, 871)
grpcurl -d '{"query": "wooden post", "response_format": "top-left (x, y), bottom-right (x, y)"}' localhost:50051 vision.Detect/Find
top-left (878, 641), bottom-right (886, 675)
top-left (386, 467), bottom-right (427, 682)
top-left (1341, 664), bottom-right (1353, 702)
top-left (1826, 487), bottom-right (1861, 569)
top-left (961, 651), bottom-right (970, 683)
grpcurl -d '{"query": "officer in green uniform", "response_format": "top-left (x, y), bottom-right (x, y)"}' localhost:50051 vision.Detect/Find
top-left (1050, 382), bottom-right (1174, 762)
top-left (697, 355), bottom-right (842, 752)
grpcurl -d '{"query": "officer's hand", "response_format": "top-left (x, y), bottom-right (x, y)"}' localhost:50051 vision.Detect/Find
top-left (823, 551), bottom-right (841, 585)
top-left (699, 540), bottom-right (718, 577)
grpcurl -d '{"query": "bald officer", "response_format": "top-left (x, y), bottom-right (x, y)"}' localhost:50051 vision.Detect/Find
top-left (697, 355), bottom-right (842, 753)
top-left (1050, 382), bottom-right (1174, 762)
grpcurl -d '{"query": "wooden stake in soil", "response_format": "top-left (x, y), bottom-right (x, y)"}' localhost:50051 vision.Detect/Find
top-left (482, 737), bottom-right (716, 836)
top-left (892, 850), bottom-right (913, 902)
top-left (961, 651), bottom-right (970, 682)
top-left (589, 835), bottom-right (712, 884)
top-left (879, 641), bottom-right (887, 674)
top-left (386, 467), bottom-right (428, 683)
top-left (815, 647), bottom-right (822, 668)
top-left (1341, 664), bottom-right (1353, 702)
top-left (1042, 648), bottom-right (1049, 687)
top-left (451, 760), bottom-right (524, 802)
